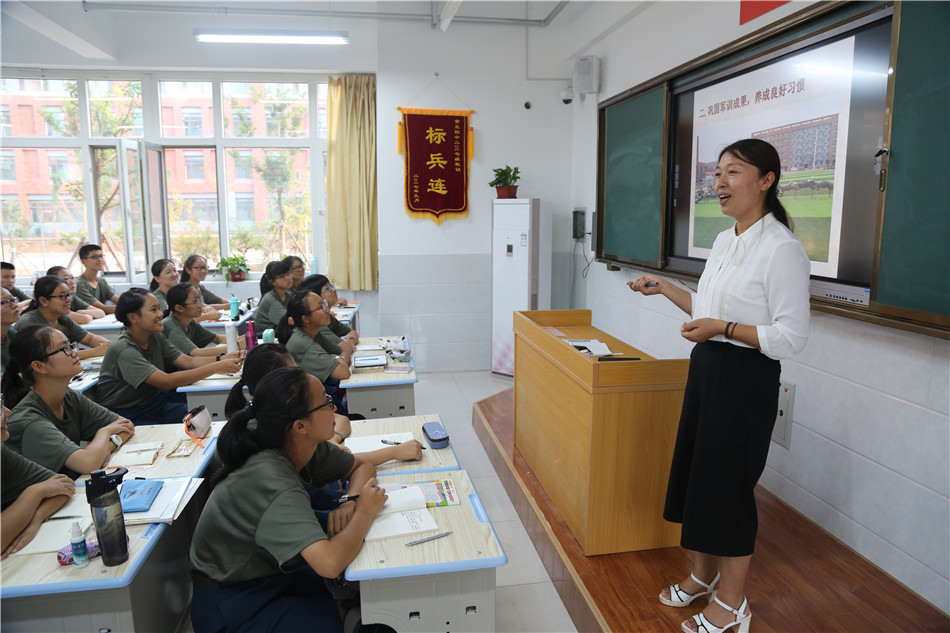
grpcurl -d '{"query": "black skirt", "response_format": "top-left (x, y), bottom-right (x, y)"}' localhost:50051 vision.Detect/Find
top-left (663, 340), bottom-right (781, 557)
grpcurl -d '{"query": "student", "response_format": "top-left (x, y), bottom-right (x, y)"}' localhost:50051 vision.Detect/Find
top-left (1, 398), bottom-right (76, 559)
top-left (47, 266), bottom-right (105, 324)
top-left (283, 255), bottom-right (307, 294)
top-left (2, 325), bottom-right (135, 477)
top-left (148, 258), bottom-right (179, 312)
top-left (223, 344), bottom-right (421, 466)
top-left (96, 288), bottom-right (243, 425)
top-left (189, 367), bottom-right (387, 633)
top-left (163, 283), bottom-right (240, 357)
top-left (298, 274), bottom-right (358, 349)
top-left (277, 291), bottom-right (352, 414)
top-left (15, 276), bottom-right (110, 360)
top-left (1, 261), bottom-right (31, 309)
top-left (181, 255), bottom-right (229, 311)
top-left (1, 287), bottom-right (20, 372)
top-left (254, 259), bottom-right (294, 334)
top-left (75, 244), bottom-right (120, 314)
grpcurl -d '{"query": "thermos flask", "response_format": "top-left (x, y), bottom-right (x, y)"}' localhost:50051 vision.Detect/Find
top-left (245, 321), bottom-right (256, 350)
top-left (229, 296), bottom-right (240, 320)
top-left (225, 321), bottom-right (238, 353)
top-left (86, 468), bottom-right (129, 566)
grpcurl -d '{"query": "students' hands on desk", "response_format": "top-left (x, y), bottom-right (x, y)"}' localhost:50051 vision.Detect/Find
top-left (328, 477), bottom-right (387, 537)
top-left (1, 475), bottom-right (76, 559)
top-left (387, 439), bottom-right (424, 462)
top-left (213, 356), bottom-right (244, 374)
top-left (107, 418), bottom-right (136, 442)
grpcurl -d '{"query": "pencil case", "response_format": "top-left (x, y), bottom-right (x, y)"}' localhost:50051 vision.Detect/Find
top-left (422, 421), bottom-right (450, 449)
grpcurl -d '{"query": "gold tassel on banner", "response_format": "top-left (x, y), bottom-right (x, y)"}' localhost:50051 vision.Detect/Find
top-left (468, 126), bottom-right (474, 160)
top-left (397, 122), bottom-right (404, 155)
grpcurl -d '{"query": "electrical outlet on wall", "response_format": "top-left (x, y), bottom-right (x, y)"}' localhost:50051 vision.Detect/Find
top-left (772, 381), bottom-right (795, 449)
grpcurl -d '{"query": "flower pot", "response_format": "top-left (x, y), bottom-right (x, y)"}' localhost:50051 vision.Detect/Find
top-left (495, 185), bottom-right (518, 199)
top-left (228, 270), bottom-right (247, 283)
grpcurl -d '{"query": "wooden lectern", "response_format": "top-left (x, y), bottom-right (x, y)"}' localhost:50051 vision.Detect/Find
top-left (513, 310), bottom-right (689, 555)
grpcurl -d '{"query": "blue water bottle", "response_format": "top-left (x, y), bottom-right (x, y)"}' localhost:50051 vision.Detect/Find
top-left (229, 296), bottom-right (239, 321)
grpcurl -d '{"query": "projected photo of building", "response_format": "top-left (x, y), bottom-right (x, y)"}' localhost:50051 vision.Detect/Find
top-left (752, 114), bottom-right (839, 172)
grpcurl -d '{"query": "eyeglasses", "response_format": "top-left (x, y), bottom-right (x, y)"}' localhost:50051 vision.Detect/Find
top-left (320, 284), bottom-right (336, 294)
top-left (47, 292), bottom-right (73, 301)
top-left (83, 254), bottom-right (105, 260)
top-left (277, 272), bottom-right (293, 280)
top-left (0, 298), bottom-right (17, 308)
top-left (308, 298), bottom-right (329, 313)
top-left (192, 265), bottom-right (209, 271)
top-left (291, 265), bottom-right (305, 273)
top-left (39, 341), bottom-right (79, 360)
top-left (304, 393), bottom-right (336, 416)
top-left (182, 298), bottom-right (204, 306)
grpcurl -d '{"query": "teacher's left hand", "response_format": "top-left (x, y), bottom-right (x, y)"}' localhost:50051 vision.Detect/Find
top-left (680, 318), bottom-right (726, 343)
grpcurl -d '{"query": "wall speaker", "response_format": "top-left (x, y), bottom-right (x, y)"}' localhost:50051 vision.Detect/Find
top-left (573, 56), bottom-right (600, 94)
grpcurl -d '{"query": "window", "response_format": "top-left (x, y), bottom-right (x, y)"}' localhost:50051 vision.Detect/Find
top-left (233, 193), bottom-right (255, 222)
top-left (182, 107), bottom-right (203, 137)
top-left (164, 147), bottom-right (219, 265)
top-left (44, 106), bottom-right (65, 136)
top-left (88, 80), bottom-right (143, 137)
top-left (48, 150), bottom-right (68, 179)
top-left (233, 150), bottom-right (252, 180)
top-left (0, 105), bottom-right (10, 136)
top-left (223, 81), bottom-right (308, 138)
top-left (0, 150), bottom-right (15, 180)
top-left (184, 150), bottom-right (204, 179)
top-left (230, 106), bottom-right (251, 137)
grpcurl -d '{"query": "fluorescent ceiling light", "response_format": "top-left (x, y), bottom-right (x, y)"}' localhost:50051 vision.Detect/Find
top-left (194, 29), bottom-right (349, 45)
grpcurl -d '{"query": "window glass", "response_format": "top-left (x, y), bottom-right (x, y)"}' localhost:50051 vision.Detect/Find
top-left (88, 80), bottom-right (143, 137)
top-left (164, 147), bottom-right (220, 265)
top-left (93, 147), bottom-right (126, 271)
top-left (184, 150), bottom-right (205, 180)
top-left (318, 82), bottom-right (328, 139)
top-left (0, 147), bottom-right (88, 276)
top-left (0, 78), bottom-right (78, 137)
top-left (159, 81), bottom-right (212, 138)
top-left (224, 147), bottom-right (311, 271)
top-left (0, 149), bottom-right (15, 181)
top-left (222, 82), bottom-right (308, 138)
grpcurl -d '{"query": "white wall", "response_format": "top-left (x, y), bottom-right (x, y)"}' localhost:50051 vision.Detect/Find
top-left (569, 0), bottom-right (949, 613)
top-left (375, 18), bottom-right (575, 371)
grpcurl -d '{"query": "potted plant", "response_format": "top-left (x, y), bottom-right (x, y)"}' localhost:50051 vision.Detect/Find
top-left (488, 165), bottom-right (520, 199)
top-left (218, 254), bottom-right (250, 284)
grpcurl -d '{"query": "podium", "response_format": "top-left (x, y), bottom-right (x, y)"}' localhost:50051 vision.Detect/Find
top-left (513, 310), bottom-right (688, 555)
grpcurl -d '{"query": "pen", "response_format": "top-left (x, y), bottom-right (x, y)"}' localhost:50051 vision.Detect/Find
top-left (381, 439), bottom-right (426, 449)
top-left (45, 515), bottom-right (81, 522)
top-left (645, 281), bottom-right (659, 287)
top-left (406, 531), bottom-right (452, 546)
top-left (597, 357), bottom-right (641, 362)
top-left (338, 494), bottom-right (359, 503)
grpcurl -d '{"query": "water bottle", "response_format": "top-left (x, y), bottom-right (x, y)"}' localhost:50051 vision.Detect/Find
top-left (262, 328), bottom-right (276, 344)
top-left (86, 468), bottom-right (129, 567)
top-left (229, 296), bottom-right (240, 321)
top-left (224, 321), bottom-right (238, 353)
top-left (245, 321), bottom-right (256, 350)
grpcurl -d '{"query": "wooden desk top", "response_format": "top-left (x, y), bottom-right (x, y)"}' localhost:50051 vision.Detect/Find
top-left (346, 414), bottom-right (459, 475)
top-left (344, 470), bottom-right (506, 581)
top-left (341, 336), bottom-right (417, 387)
top-left (177, 373), bottom-right (241, 393)
top-left (0, 424), bottom-right (220, 596)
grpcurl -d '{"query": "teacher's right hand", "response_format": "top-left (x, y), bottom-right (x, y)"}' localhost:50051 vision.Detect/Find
top-left (628, 275), bottom-right (663, 296)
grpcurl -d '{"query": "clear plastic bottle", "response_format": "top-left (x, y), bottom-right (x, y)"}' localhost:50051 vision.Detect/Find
top-left (70, 520), bottom-right (89, 567)
top-left (85, 468), bottom-right (129, 567)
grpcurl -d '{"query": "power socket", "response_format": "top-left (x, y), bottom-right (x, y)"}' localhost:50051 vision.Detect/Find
top-left (572, 209), bottom-right (585, 239)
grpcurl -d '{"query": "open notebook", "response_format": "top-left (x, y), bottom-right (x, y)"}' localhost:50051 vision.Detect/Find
top-left (364, 486), bottom-right (439, 542)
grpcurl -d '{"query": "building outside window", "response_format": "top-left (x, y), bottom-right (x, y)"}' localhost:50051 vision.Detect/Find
top-left (182, 107), bottom-right (203, 137)
top-left (1, 150), bottom-right (15, 180)
top-left (184, 150), bottom-right (204, 179)
top-left (48, 150), bottom-right (68, 179)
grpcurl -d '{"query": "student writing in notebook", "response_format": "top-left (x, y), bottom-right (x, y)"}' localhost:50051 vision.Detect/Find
top-left (1, 396), bottom-right (76, 559)
top-left (189, 367), bottom-right (387, 633)
top-left (1, 325), bottom-right (135, 477)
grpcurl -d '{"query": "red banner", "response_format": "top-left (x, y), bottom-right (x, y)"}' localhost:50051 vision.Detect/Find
top-left (399, 108), bottom-right (472, 224)
top-left (739, 0), bottom-right (790, 25)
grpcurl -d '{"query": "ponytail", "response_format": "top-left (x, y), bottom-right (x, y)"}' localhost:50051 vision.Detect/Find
top-left (213, 367), bottom-right (312, 484)
top-left (23, 276), bottom-right (65, 315)
top-left (719, 138), bottom-right (793, 230)
top-left (1, 325), bottom-right (58, 409)
top-left (276, 291), bottom-right (312, 345)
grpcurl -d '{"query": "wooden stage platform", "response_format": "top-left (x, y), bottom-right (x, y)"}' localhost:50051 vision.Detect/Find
top-left (473, 388), bottom-right (948, 633)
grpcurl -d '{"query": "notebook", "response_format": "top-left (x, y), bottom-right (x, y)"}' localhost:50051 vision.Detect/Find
top-left (119, 479), bottom-right (164, 512)
top-left (363, 486), bottom-right (439, 541)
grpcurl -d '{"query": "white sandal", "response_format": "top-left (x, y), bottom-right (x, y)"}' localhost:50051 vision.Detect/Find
top-left (659, 571), bottom-right (720, 607)
top-left (681, 595), bottom-right (751, 633)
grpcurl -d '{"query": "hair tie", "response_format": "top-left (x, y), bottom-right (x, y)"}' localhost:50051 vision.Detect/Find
top-left (244, 403), bottom-right (255, 417)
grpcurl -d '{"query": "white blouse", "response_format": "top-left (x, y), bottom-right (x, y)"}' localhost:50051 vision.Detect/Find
top-left (691, 212), bottom-right (811, 360)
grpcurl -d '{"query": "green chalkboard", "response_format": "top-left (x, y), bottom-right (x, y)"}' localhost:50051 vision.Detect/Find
top-left (874, 1), bottom-right (950, 323)
top-left (598, 85), bottom-right (667, 266)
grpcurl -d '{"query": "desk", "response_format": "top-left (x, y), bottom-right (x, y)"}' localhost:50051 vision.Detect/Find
top-left (331, 301), bottom-right (359, 331)
top-left (83, 309), bottom-right (255, 341)
top-left (0, 424), bottom-right (219, 632)
top-left (342, 336), bottom-right (417, 418)
top-left (177, 373), bottom-right (240, 423)
top-left (346, 414), bottom-right (460, 475)
top-left (345, 470), bottom-right (506, 633)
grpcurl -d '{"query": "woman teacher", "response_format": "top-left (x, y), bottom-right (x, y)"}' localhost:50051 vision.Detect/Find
top-left (629, 139), bottom-right (810, 633)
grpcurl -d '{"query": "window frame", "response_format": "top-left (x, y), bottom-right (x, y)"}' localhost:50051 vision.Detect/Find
top-left (0, 70), bottom-right (329, 280)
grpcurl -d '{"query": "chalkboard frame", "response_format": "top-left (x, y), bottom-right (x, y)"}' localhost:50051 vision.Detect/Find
top-left (595, 1), bottom-right (949, 337)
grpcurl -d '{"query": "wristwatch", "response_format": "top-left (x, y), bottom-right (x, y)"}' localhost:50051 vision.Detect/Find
top-left (110, 434), bottom-right (123, 450)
